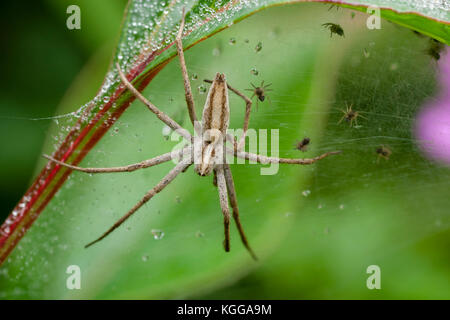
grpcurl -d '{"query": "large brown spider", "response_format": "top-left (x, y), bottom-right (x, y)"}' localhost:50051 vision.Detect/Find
top-left (44, 12), bottom-right (340, 260)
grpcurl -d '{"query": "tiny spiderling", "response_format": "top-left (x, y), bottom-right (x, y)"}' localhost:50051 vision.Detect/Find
top-left (376, 145), bottom-right (392, 162)
top-left (244, 80), bottom-right (273, 110)
top-left (338, 102), bottom-right (367, 127)
top-left (322, 22), bottom-right (345, 38)
top-left (426, 38), bottom-right (445, 61)
top-left (294, 137), bottom-right (311, 152)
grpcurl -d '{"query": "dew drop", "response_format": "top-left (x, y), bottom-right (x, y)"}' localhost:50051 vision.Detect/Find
top-left (363, 48), bottom-right (370, 58)
top-left (151, 229), bottom-right (165, 240)
top-left (250, 68), bottom-right (259, 76)
top-left (244, 39), bottom-right (249, 44)
top-left (196, 231), bottom-right (205, 238)
top-left (229, 37), bottom-right (236, 45)
top-left (390, 63), bottom-right (398, 71)
top-left (198, 85), bottom-right (207, 94)
top-left (302, 190), bottom-right (311, 197)
top-left (212, 47), bottom-right (221, 56)
top-left (162, 125), bottom-right (171, 139)
top-left (142, 255), bottom-right (149, 262)
top-left (103, 96), bottom-right (110, 103)
top-left (255, 41), bottom-right (262, 53)
top-left (191, 73), bottom-right (198, 80)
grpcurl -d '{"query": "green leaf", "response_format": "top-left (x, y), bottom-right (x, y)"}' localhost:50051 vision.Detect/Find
top-left (0, 1), bottom-right (448, 299)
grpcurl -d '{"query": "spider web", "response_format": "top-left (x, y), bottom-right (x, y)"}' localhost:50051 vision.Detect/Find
top-left (1, 3), bottom-right (449, 299)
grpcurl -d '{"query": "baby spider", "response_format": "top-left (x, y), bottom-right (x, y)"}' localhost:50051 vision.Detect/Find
top-left (426, 38), bottom-right (445, 61)
top-left (322, 22), bottom-right (345, 38)
top-left (294, 137), bottom-right (311, 152)
top-left (376, 145), bottom-right (392, 162)
top-left (338, 103), bottom-right (367, 127)
top-left (44, 11), bottom-right (340, 261)
top-left (244, 81), bottom-right (273, 110)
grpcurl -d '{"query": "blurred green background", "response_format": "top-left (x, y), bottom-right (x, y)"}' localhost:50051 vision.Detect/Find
top-left (0, 1), bottom-right (449, 299)
top-left (0, 0), bottom-right (127, 222)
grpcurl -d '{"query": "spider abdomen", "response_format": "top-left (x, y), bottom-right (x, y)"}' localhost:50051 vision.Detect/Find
top-left (194, 73), bottom-right (230, 177)
top-left (201, 73), bottom-right (230, 135)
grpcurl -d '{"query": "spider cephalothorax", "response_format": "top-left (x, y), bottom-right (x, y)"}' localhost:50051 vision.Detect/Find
top-left (44, 12), bottom-right (340, 260)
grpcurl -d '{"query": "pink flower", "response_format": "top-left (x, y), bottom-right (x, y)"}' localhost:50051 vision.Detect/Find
top-left (415, 48), bottom-right (450, 165)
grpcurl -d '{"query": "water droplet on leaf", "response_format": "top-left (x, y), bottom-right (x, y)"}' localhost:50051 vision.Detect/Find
top-left (198, 85), bottom-right (207, 94)
top-left (255, 41), bottom-right (262, 53)
top-left (151, 229), bottom-right (164, 240)
top-left (302, 190), bottom-right (311, 197)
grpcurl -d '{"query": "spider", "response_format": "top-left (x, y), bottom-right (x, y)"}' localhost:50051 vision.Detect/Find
top-left (294, 137), bottom-right (311, 152)
top-left (376, 145), bottom-right (392, 162)
top-left (44, 12), bottom-right (340, 260)
top-left (322, 22), bottom-right (345, 38)
top-left (426, 38), bottom-right (445, 61)
top-left (242, 81), bottom-right (273, 110)
top-left (338, 103), bottom-right (366, 127)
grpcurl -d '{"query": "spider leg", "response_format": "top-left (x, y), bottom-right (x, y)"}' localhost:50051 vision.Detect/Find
top-left (223, 163), bottom-right (257, 260)
top-left (214, 166), bottom-right (231, 253)
top-left (43, 147), bottom-right (187, 174)
top-left (229, 148), bottom-right (341, 165)
top-left (266, 95), bottom-right (272, 107)
top-left (175, 8), bottom-right (199, 131)
top-left (85, 158), bottom-right (193, 248)
top-left (116, 63), bottom-right (192, 142)
top-left (338, 114), bottom-right (346, 124)
top-left (358, 113), bottom-right (368, 120)
top-left (212, 169), bottom-right (218, 187)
